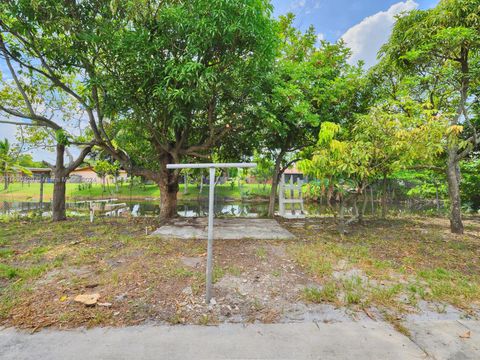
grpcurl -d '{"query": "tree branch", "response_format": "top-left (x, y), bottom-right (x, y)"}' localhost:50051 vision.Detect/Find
top-left (0, 119), bottom-right (47, 127)
top-left (182, 125), bottom-right (232, 155)
top-left (0, 106), bottom-right (62, 130)
top-left (0, 32), bottom-right (85, 105)
top-left (66, 144), bottom-right (94, 173)
top-left (0, 40), bottom-right (36, 117)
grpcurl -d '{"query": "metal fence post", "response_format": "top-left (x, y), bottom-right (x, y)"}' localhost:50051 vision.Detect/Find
top-left (39, 174), bottom-right (44, 210)
top-left (166, 163), bottom-right (257, 303)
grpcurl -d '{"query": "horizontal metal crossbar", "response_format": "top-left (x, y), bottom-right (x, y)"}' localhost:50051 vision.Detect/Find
top-left (167, 163), bottom-right (256, 169)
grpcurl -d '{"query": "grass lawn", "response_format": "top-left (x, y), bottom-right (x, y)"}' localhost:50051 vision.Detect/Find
top-left (0, 182), bottom-right (271, 202)
top-left (0, 215), bottom-right (478, 330)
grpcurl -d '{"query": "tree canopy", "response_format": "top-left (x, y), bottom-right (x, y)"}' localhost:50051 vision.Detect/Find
top-left (375, 0), bottom-right (480, 233)
top-left (0, 0), bottom-right (478, 231)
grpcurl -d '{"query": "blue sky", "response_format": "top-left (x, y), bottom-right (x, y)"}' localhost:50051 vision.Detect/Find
top-left (1, 0), bottom-right (440, 161)
top-left (271, 0), bottom-right (438, 41)
top-left (271, 0), bottom-right (439, 66)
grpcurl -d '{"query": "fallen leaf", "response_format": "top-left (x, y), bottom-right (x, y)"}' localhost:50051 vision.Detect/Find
top-left (74, 293), bottom-right (100, 306)
top-left (460, 331), bottom-right (471, 339)
top-left (59, 295), bottom-right (68, 302)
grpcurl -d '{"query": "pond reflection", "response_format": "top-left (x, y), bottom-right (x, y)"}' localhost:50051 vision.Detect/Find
top-left (0, 198), bottom-right (443, 218)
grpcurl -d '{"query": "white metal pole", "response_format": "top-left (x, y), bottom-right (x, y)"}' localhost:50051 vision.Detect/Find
top-left (206, 167), bottom-right (216, 303)
top-left (166, 163), bottom-right (256, 304)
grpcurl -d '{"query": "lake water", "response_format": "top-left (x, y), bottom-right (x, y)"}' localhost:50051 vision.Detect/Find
top-left (0, 198), bottom-right (443, 217)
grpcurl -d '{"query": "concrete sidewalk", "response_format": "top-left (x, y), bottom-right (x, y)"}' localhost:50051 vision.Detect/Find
top-left (0, 321), bottom-right (426, 360)
top-left (407, 319), bottom-right (480, 360)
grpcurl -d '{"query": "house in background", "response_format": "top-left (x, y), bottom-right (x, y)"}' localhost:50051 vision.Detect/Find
top-left (19, 166), bottom-right (129, 184)
top-left (26, 168), bottom-right (52, 181)
top-left (284, 165), bottom-right (304, 183)
top-left (70, 166), bottom-right (129, 183)
top-left (14, 168), bottom-right (51, 182)
top-left (246, 164), bottom-right (305, 184)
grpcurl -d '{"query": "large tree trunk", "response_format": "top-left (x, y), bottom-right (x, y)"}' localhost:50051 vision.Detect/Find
top-left (158, 153), bottom-right (180, 220)
top-left (3, 170), bottom-right (7, 190)
top-left (444, 54), bottom-right (468, 234)
top-left (446, 148), bottom-right (464, 234)
top-left (52, 172), bottom-right (67, 221)
top-left (267, 151), bottom-right (285, 218)
top-left (159, 181), bottom-right (178, 219)
top-left (443, 51), bottom-right (469, 234)
top-left (52, 144), bottom-right (68, 221)
top-left (51, 142), bottom-right (93, 221)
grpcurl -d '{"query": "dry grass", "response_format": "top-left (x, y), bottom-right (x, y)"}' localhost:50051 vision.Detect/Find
top-left (0, 217), bottom-right (308, 329)
top-left (0, 217), bottom-right (202, 328)
top-left (1, 214), bottom-right (479, 330)
top-left (285, 215), bottom-right (480, 313)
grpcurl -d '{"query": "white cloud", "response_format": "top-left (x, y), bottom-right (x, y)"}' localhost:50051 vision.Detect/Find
top-left (290, 0), bottom-right (321, 12)
top-left (291, 0), bottom-right (306, 10)
top-left (341, 0), bottom-right (418, 68)
top-left (317, 32), bottom-right (325, 42)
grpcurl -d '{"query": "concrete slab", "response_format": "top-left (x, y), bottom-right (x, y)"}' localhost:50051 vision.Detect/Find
top-left (406, 320), bottom-right (480, 360)
top-left (150, 218), bottom-right (295, 240)
top-left (459, 319), bottom-right (480, 334)
top-left (0, 321), bottom-right (425, 360)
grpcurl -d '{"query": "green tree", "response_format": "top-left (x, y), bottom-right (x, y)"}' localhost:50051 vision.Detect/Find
top-left (0, 0), bottom-right (277, 219)
top-left (353, 102), bottom-right (445, 218)
top-left (100, 0), bottom-right (276, 218)
top-left (92, 160), bottom-right (113, 192)
top-left (379, 0), bottom-right (480, 233)
top-left (461, 156), bottom-right (480, 211)
top-left (300, 101), bottom-right (445, 229)
top-left (259, 14), bottom-right (368, 217)
top-left (18, 154), bottom-right (44, 168)
top-left (251, 152), bottom-right (274, 190)
top-left (0, 138), bottom-right (31, 190)
top-left (0, 44), bottom-right (94, 220)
